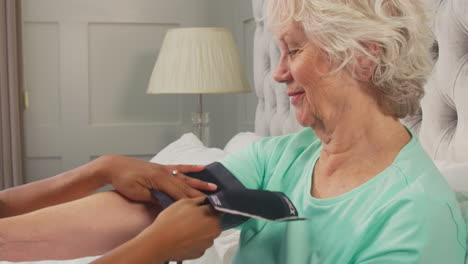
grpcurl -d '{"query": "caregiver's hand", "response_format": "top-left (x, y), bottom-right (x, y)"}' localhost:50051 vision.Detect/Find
top-left (91, 197), bottom-right (222, 264)
top-left (149, 197), bottom-right (222, 261)
top-left (89, 155), bottom-right (217, 203)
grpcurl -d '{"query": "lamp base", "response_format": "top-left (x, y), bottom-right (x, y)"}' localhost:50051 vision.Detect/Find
top-left (191, 112), bottom-right (210, 146)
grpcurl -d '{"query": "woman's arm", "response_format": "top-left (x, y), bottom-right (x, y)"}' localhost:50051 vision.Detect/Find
top-left (0, 191), bottom-right (159, 261)
top-left (0, 155), bottom-right (215, 218)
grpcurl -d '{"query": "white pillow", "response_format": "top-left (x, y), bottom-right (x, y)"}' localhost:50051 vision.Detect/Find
top-left (224, 132), bottom-right (263, 154)
top-left (150, 133), bottom-right (227, 165)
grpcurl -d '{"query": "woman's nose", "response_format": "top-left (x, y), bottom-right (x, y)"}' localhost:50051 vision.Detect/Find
top-left (273, 59), bottom-right (292, 83)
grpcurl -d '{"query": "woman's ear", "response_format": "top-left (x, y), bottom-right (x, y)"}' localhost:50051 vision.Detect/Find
top-left (354, 41), bottom-right (381, 81)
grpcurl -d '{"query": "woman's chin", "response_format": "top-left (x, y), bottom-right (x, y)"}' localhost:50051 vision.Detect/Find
top-left (295, 109), bottom-right (313, 127)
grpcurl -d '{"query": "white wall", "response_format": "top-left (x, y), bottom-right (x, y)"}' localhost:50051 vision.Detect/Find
top-left (22, 0), bottom-right (256, 182)
top-left (205, 0), bottom-right (256, 144)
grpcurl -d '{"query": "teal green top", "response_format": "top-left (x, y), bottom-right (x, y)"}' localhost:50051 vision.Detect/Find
top-left (220, 128), bottom-right (466, 263)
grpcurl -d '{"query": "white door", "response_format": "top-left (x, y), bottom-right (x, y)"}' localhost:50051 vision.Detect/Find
top-left (22, 0), bottom-right (256, 183)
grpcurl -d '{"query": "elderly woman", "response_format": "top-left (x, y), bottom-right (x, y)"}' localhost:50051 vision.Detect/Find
top-left (218, 0), bottom-right (466, 263)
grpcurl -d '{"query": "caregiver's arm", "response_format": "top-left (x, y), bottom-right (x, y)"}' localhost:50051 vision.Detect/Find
top-left (0, 155), bottom-right (215, 218)
top-left (93, 197), bottom-right (222, 264)
top-left (0, 191), bottom-right (160, 261)
top-left (0, 193), bottom-right (221, 262)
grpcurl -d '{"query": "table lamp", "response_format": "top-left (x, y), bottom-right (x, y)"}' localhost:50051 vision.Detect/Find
top-left (147, 27), bottom-right (251, 146)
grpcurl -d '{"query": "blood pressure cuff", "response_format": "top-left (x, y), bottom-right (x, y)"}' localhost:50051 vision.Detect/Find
top-left (150, 162), bottom-right (306, 230)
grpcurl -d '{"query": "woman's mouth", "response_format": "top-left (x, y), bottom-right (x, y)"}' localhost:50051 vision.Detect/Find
top-left (288, 91), bottom-right (305, 105)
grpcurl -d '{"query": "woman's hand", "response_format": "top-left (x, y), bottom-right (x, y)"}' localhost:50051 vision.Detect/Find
top-left (147, 197), bottom-right (222, 261)
top-left (89, 155), bottom-right (217, 203)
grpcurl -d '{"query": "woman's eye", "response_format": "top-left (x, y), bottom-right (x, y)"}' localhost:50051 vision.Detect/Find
top-left (287, 49), bottom-right (299, 56)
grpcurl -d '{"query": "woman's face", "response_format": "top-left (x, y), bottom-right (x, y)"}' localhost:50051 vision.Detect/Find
top-left (273, 22), bottom-right (352, 128)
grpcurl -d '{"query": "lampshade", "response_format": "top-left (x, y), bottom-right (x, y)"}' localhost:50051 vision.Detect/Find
top-left (147, 27), bottom-right (251, 94)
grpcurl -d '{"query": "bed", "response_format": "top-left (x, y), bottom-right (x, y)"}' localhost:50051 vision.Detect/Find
top-left (3, 0), bottom-right (467, 263)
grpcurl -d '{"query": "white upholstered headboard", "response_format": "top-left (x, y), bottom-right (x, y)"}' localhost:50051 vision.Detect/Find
top-left (252, 0), bottom-right (303, 137)
top-left (251, 0), bottom-right (468, 163)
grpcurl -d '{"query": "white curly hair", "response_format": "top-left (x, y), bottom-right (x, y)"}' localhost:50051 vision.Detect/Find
top-left (267, 0), bottom-right (434, 118)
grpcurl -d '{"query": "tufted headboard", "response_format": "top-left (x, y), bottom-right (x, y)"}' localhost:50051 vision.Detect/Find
top-left (251, 0), bottom-right (468, 163)
top-left (252, 0), bottom-right (303, 137)
top-left (405, 0), bottom-right (468, 162)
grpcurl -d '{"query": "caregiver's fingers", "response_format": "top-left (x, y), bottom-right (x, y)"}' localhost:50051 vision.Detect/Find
top-left (200, 204), bottom-right (222, 218)
top-left (188, 196), bottom-right (207, 205)
top-left (158, 171), bottom-right (215, 201)
top-left (155, 178), bottom-right (194, 201)
top-left (174, 173), bottom-right (218, 194)
top-left (166, 164), bottom-right (205, 174)
top-left (164, 165), bottom-right (217, 196)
